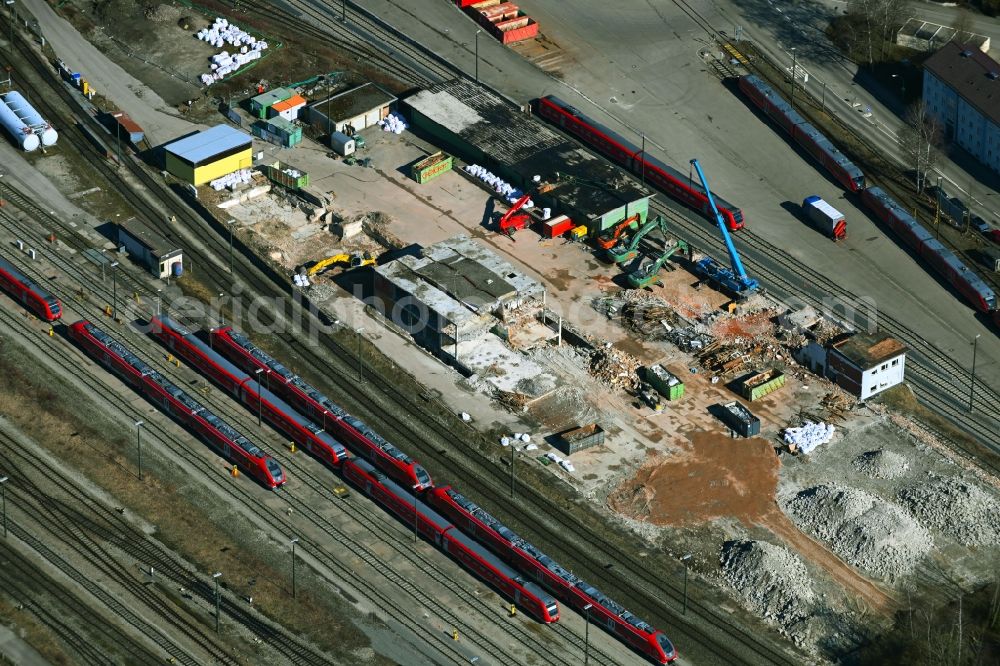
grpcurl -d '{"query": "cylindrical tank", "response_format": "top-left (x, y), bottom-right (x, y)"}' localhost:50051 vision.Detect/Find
top-left (172, 263), bottom-right (184, 278)
top-left (0, 100), bottom-right (39, 151)
top-left (2, 92), bottom-right (58, 146)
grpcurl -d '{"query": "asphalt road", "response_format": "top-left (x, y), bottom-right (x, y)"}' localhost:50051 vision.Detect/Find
top-left (715, 0), bottom-right (1000, 221)
top-left (353, 0), bottom-right (998, 419)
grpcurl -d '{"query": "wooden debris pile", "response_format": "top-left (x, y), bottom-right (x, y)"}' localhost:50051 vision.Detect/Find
top-left (494, 388), bottom-right (530, 413)
top-left (588, 345), bottom-right (641, 391)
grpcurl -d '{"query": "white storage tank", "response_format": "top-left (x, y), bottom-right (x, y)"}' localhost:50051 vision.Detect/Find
top-left (0, 100), bottom-right (39, 151)
top-left (3, 91), bottom-right (58, 146)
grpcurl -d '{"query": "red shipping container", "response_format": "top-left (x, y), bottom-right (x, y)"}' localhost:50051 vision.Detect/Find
top-left (542, 215), bottom-right (574, 238)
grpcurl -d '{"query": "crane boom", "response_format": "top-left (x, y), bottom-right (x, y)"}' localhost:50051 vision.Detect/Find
top-left (687, 159), bottom-right (758, 295)
top-left (690, 159), bottom-right (749, 280)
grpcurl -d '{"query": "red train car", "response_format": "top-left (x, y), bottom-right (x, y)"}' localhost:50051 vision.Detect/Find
top-left (69, 320), bottom-right (285, 489)
top-left (862, 188), bottom-right (996, 313)
top-left (343, 458), bottom-right (559, 623)
top-left (149, 316), bottom-right (348, 469)
top-left (535, 95), bottom-right (745, 231)
top-left (428, 486), bottom-right (677, 663)
top-left (737, 75), bottom-right (866, 192)
top-left (210, 326), bottom-right (431, 490)
top-left (0, 256), bottom-right (62, 321)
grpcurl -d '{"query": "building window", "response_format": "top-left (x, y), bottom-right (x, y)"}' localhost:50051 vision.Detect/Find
top-left (892, 359), bottom-right (899, 367)
top-left (881, 363), bottom-right (888, 370)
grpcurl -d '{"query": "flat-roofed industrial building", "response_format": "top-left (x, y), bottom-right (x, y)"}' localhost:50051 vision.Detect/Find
top-left (163, 125), bottom-right (253, 185)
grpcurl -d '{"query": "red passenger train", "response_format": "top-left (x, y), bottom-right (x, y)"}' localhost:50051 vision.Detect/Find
top-left (0, 256), bottom-right (62, 321)
top-left (343, 458), bottom-right (560, 624)
top-left (149, 316), bottom-right (349, 468)
top-left (428, 486), bottom-right (677, 664)
top-left (535, 95), bottom-right (745, 231)
top-left (210, 326), bottom-right (432, 491)
top-left (69, 320), bottom-right (285, 488)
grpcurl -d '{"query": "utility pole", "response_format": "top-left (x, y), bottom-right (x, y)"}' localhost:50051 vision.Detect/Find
top-left (111, 261), bottom-right (120, 320)
top-left (0, 476), bottom-right (8, 538)
top-left (475, 30), bottom-right (481, 84)
top-left (135, 420), bottom-right (144, 480)
top-left (412, 485), bottom-right (420, 543)
top-left (582, 603), bottom-right (592, 666)
top-left (509, 445), bottom-right (515, 499)
top-left (227, 220), bottom-right (236, 273)
top-left (356, 328), bottom-right (364, 383)
top-left (255, 368), bottom-right (264, 426)
top-left (789, 48), bottom-right (797, 108)
top-left (969, 334), bottom-right (980, 412)
top-left (290, 537), bottom-right (299, 598)
top-left (681, 553), bottom-right (692, 614)
top-left (212, 572), bottom-right (222, 633)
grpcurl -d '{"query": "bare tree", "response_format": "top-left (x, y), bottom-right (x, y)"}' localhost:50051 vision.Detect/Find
top-left (950, 10), bottom-right (974, 44)
top-left (846, 0), bottom-right (907, 64)
top-left (898, 101), bottom-right (942, 193)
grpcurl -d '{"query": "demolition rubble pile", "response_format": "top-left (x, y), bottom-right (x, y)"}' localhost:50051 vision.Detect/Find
top-left (852, 449), bottom-right (910, 479)
top-left (588, 345), bottom-right (642, 391)
top-left (783, 484), bottom-right (932, 582)
top-left (593, 291), bottom-right (712, 350)
top-left (898, 474), bottom-right (1000, 547)
top-left (493, 388), bottom-right (531, 413)
top-left (720, 540), bottom-right (816, 646)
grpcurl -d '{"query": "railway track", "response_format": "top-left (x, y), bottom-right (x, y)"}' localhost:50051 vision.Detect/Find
top-left (0, 8), bottom-right (809, 665)
top-left (0, 207), bottom-right (602, 665)
top-left (0, 523), bottom-right (164, 665)
top-left (0, 428), bottom-right (216, 666)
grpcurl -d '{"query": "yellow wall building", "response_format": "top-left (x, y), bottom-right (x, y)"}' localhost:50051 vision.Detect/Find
top-left (163, 124), bottom-right (253, 185)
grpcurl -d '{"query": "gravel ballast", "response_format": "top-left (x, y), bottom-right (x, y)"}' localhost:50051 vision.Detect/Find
top-left (898, 474), bottom-right (1000, 547)
top-left (719, 540), bottom-right (815, 646)
top-left (782, 484), bottom-right (932, 581)
top-left (851, 449), bottom-right (910, 479)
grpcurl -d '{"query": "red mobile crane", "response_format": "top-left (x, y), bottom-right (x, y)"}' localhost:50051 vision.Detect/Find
top-left (498, 194), bottom-right (533, 237)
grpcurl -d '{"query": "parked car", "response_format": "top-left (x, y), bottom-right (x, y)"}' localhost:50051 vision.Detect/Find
top-left (988, 228), bottom-right (1000, 244)
top-left (971, 216), bottom-right (991, 235)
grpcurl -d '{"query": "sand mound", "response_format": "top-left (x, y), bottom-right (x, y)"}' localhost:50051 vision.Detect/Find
top-left (898, 475), bottom-right (1000, 547)
top-left (852, 449), bottom-right (910, 479)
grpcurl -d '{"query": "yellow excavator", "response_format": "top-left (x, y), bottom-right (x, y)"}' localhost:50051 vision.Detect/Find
top-left (306, 251), bottom-right (376, 277)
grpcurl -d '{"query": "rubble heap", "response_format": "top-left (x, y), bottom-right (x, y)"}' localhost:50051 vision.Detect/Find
top-left (493, 388), bottom-right (530, 413)
top-left (588, 345), bottom-right (641, 391)
top-left (783, 484), bottom-right (932, 582)
top-left (898, 474), bottom-right (1000, 547)
top-left (852, 449), bottom-right (910, 479)
top-left (720, 540), bottom-right (815, 646)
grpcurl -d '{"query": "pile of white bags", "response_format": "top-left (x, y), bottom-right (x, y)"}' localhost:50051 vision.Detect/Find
top-left (292, 273), bottom-right (311, 287)
top-left (209, 169), bottom-right (252, 191)
top-left (462, 164), bottom-right (527, 205)
top-left (197, 18), bottom-right (269, 85)
top-left (783, 421), bottom-right (835, 455)
top-left (378, 112), bottom-right (407, 134)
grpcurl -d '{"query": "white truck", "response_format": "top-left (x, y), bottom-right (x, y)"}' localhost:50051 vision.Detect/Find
top-left (802, 195), bottom-right (846, 240)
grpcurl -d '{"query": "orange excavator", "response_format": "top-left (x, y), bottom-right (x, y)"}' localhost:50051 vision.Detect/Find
top-left (498, 194), bottom-right (533, 238)
top-left (595, 214), bottom-right (641, 250)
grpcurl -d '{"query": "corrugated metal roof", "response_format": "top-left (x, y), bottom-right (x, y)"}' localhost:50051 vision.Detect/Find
top-left (272, 94), bottom-right (306, 112)
top-left (164, 125), bottom-right (252, 164)
top-left (308, 82), bottom-right (396, 123)
top-left (251, 87), bottom-right (292, 108)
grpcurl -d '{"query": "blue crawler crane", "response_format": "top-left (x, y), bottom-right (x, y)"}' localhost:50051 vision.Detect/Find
top-left (689, 159), bottom-right (759, 296)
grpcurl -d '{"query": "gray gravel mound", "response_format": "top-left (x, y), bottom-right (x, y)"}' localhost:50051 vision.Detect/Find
top-left (852, 449), bottom-right (910, 479)
top-left (898, 475), bottom-right (1000, 547)
top-left (783, 485), bottom-right (932, 582)
top-left (720, 540), bottom-right (815, 645)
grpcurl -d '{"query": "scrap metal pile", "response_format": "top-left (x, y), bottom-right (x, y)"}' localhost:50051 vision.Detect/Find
top-left (594, 291), bottom-right (713, 351)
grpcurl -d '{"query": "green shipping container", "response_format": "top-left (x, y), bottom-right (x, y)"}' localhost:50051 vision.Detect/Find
top-left (264, 162), bottom-right (309, 190)
top-left (740, 369), bottom-right (786, 401)
top-left (412, 151), bottom-right (453, 184)
top-left (646, 364), bottom-right (684, 401)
